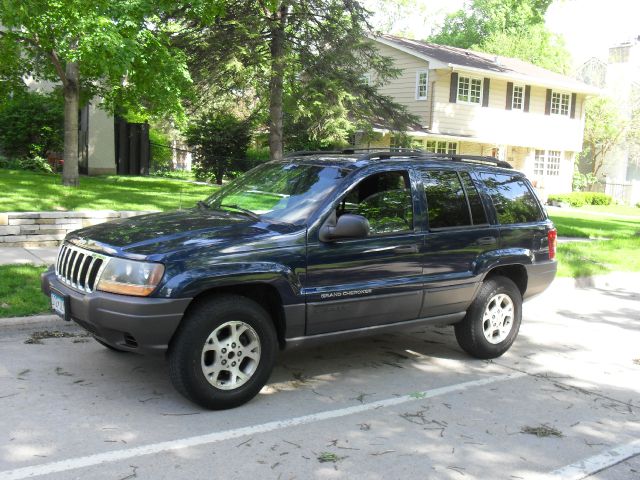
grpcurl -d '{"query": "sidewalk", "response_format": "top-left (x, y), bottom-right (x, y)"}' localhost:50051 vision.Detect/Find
top-left (0, 247), bottom-right (57, 265)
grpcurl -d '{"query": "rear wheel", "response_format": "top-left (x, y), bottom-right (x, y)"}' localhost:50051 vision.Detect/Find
top-left (455, 276), bottom-right (522, 359)
top-left (168, 295), bottom-right (277, 410)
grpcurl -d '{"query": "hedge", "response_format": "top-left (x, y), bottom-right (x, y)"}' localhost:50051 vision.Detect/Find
top-left (547, 192), bottom-right (613, 207)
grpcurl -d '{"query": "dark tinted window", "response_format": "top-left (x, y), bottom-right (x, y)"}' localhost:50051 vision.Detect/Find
top-left (479, 173), bottom-right (544, 224)
top-left (422, 170), bottom-right (471, 229)
top-left (339, 171), bottom-right (413, 235)
top-left (460, 172), bottom-right (488, 225)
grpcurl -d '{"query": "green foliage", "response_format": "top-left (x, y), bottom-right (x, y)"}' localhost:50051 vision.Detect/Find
top-left (572, 170), bottom-right (597, 192)
top-left (0, 90), bottom-right (64, 158)
top-left (548, 192), bottom-right (612, 207)
top-left (186, 112), bottom-right (252, 184)
top-left (429, 0), bottom-right (570, 74)
top-left (581, 97), bottom-right (627, 176)
top-left (149, 129), bottom-right (174, 173)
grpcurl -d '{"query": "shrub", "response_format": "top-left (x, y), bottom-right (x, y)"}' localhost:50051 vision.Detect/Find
top-left (0, 91), bottom-right (64, 158)
top-left (17, 156), bottom-right (53, 173)
top-left (149, 129), bottom-right (174, 173)
top-left (548, 192), bottom-right (612, 207)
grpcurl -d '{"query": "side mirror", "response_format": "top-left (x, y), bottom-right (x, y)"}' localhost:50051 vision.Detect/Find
top-left (320, 214), bottom-right (370, 242)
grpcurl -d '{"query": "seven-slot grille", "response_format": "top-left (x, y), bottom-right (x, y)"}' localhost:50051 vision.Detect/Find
top-left (55, 243), bottom-right (108, 292)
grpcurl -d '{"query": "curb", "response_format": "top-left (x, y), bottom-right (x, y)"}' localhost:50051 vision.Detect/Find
top-left (1, 314), bottom-right (63, 327)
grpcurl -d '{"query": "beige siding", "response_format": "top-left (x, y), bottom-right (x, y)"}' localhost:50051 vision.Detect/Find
top-left (374, 43), bottom-right (431, 126)
top-left (429, 71), bottom-right (586, 152)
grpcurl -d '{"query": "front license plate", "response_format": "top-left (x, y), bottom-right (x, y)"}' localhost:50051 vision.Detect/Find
top-left (51, 290), bottom-right (70, 321)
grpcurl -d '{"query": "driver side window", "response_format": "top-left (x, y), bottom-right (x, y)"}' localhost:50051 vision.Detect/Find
top-left (338, 170), bottom-right (413, 235)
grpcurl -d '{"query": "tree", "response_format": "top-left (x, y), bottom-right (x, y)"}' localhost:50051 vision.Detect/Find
top-left (0, 0), bottom-right (202, 186)
top-left (428, 0), bottom-right (570, 74)
top-left (180, 0), bottom-right (418, 159)
top-left (581, 97), bottom-right (627, 178)
top-left (186, 112), bottom-right (252, 185)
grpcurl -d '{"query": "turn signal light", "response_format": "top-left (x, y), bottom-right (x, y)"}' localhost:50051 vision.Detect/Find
top-left (547, 228), bottom-right (557, 260)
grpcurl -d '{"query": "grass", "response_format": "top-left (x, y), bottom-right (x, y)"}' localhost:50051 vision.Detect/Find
top-left (568, 204), bottom-right (640, 217)
top-left (0, 265), bottom-right (50, 317)
top-left (0, 169), bottom-right (217, 212)
top-left (550, 210), bottom-right (640, 278)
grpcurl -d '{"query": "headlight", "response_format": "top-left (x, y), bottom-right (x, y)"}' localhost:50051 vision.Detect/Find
top-left (96, 257), bottom-right (165, 296)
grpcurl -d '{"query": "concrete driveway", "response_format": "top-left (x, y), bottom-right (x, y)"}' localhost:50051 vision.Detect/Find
top-left (0, 274), bottom-right (638, 480)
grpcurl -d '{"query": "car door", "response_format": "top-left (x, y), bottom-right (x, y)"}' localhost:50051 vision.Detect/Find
top-left (419, 168), bottom-right (500, 317)
top-left (304, 168), bottom-right (425, 335)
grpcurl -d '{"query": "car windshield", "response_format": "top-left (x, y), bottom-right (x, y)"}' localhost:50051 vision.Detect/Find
top-left (202, 162), bottom-right (350, 225)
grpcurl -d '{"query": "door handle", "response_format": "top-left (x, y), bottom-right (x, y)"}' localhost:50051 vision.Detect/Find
top-left (476, 237), bottom-right (497, 246)
top-left (393, 245), bottom-right (419, 254)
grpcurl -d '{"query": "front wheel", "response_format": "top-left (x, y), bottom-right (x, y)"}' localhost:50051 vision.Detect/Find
top-left (168, 295), bottom-right (277, 410)
top-left (454, 276), bottom-right (522, 359)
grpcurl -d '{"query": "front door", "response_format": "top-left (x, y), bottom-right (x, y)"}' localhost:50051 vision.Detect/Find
top-left (305, 169), bottom-right (424, 335)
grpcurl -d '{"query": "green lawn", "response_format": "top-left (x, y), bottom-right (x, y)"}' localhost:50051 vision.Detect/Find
top-left (568, 204), bottom-right (640, 217)
top-left (550, 210), bottom-right (640, 277)
top-left (0, 170), bottom-right (217, 211)
top-left (0, 265), bottom-right (50, 317)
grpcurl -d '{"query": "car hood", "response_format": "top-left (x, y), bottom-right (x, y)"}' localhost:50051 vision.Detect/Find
top-left (66, 209), bottom-right (304, 259)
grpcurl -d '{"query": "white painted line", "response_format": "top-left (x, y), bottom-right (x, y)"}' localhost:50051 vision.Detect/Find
top-left (0, 372), bottom-right (524, 480)
top-left (548, 438), bottom-right (640, 480)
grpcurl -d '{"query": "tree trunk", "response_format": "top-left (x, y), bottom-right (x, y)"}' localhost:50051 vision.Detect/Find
top-left (62, 61), bottom-right (80, 186)
top-left (268, 3), bottom-right (288, 161)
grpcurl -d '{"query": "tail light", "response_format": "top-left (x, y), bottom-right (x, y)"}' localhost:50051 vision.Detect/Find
top-left (547, 228), bottom-right (557, 260)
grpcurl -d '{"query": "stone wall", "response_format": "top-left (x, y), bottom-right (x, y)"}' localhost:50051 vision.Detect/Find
top-left (0, 211), bottom-right (155, 247)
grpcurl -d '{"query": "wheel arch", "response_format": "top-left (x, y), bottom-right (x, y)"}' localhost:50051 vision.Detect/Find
top-left (484, 264), bottom-right (528, 297)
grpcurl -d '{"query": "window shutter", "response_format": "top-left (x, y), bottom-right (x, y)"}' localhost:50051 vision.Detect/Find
top-left (449, 72), bottom-right (458, 103)
top-left (570, 93), bottom-right (577, 119)
top-left (506, 82), bottom-right (513, 110)
top-left (523, 85), bottom-right (531, 112)
top-left (545, 89), bottom-right (552, 115)
top-left (482, 78), bottom-right (490, 107)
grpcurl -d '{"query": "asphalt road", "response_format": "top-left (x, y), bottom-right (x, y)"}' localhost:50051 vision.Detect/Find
top-left (0, 274), bottom-right (639, 480)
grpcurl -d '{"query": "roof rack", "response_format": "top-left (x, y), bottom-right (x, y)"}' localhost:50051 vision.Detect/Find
top-left (423, 153), bottom-right (512, 169)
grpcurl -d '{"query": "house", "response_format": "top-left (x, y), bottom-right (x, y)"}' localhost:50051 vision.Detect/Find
top-left (357, 35), bottom-right (600, 197)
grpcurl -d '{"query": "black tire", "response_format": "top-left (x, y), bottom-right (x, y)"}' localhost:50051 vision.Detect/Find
top-left (94, 337), bottom-right (129, 352)
top-left (168, 295), bottom-right (277, 410)
top-left (454, 276), bottom-right (522, 359)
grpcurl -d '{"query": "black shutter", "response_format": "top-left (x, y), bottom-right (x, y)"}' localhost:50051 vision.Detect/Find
top-left (523, 85), bottom-right (531, 112)
top-left (449, 72), bottom-right (458, 103)
top-left (545, 88), bottom-right (552, 115)
top-left (482, 78), bottom-right (490, 107)
top-left (570, 93), bottom-right (577, 119)
top-left (506, 82), bottom-right (513, 110)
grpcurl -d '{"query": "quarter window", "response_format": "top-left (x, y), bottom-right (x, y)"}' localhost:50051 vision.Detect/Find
top-left (339, 171), bottom-right (413, 235)
top-left (458, 76), bottom-right (482, 104)
top-left (416, 70), bottom-right (428, 100)
top-left (422, 170), bottom-right (471, 229)
top-left (551, 91), bottom-right (570, 116)
top-left (512, 85), bottom-right (524, 110)
top-left (479, 173), bottom-right (545, 224)
top-left (426, 141), bottom-right (458, 154)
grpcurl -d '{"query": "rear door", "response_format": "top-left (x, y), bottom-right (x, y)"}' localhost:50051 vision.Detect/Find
top-left (304, 168), bottom-right (425, 335)
top-left (418, 168), bottom-right (499, 317)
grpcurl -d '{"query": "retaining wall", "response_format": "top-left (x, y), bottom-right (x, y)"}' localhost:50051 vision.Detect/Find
top-left (0, 211), bottom-right (155, 247)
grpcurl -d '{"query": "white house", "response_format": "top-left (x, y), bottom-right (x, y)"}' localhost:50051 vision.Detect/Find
top-left (358, 35), bottom-right (600, 197)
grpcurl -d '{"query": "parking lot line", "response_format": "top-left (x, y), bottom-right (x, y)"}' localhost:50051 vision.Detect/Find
top-left (547, 438), bottom-right (640, 480)
top-left (0, 372), bottom-right (523, 480)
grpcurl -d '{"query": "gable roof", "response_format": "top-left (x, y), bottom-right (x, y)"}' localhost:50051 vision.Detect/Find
top-left (374, 34), bottom-right (600, 95)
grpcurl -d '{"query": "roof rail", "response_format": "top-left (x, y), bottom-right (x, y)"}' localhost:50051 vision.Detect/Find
top-left (423, 153), bottom-right (513, 169)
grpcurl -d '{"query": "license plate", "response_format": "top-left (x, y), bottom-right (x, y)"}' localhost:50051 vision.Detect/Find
top-left (51, 290), bottom-right (69, 321)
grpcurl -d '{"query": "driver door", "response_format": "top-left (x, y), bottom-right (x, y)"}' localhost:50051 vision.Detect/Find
top-left (304, 169), bottom-right (425, 335)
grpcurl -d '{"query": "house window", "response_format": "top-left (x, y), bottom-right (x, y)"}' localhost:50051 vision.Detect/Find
top-left (426, 141), bottom-right (457, 154)
top-left (534, 149), bottom-right (562, 176)
top-left (512, 85), bottom-right (524, 110)
top-left (551, 91), bottom-right (570, 116)
top-left (416, 70), bottom-right (428, 100)
top-left (458, 76), bottom-right (482, 104)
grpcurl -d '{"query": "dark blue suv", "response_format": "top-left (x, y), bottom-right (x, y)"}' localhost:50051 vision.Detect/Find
top-left (42, 150), bottom-right (557, 409)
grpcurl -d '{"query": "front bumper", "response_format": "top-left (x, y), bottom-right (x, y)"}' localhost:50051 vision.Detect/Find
top-left (41, 268), bottom-right (192, 354)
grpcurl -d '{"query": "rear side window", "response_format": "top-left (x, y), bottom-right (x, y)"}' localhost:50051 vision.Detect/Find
top-left (422, 170), bottom-right (470, 228)
top-left (479, 173), bottom-right (544, 224)
top-left (460, 172), bottom-right (488, 225)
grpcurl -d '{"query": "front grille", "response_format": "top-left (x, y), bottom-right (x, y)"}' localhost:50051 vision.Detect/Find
top-left (55, 243), bottom-right (109, 293)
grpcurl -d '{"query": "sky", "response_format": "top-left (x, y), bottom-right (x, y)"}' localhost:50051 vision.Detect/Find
top-left (365, 0), bottom-right (640, 69)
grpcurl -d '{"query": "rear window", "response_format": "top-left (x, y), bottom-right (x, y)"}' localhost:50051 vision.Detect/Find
top-left (478, 173), bottom-right (544, 224)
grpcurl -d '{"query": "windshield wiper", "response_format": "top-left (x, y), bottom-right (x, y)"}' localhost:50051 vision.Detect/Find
top-left (219, 204), bottom-right (260, 220)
